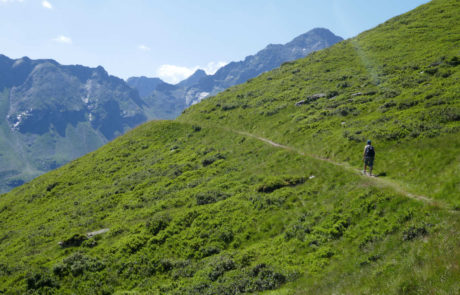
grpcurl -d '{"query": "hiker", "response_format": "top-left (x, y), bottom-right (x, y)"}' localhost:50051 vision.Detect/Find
top-left (363, 140), bottom-right (375, 176)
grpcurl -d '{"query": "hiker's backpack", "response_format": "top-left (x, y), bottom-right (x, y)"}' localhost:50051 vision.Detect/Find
top-left (365, 145), bottom-right (375, 157)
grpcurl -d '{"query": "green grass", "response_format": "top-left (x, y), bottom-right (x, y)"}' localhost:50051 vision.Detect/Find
top-left (1, 121), bottom-right (459, 294)
top-left (1, 0), bottom-right (460, 294)
top-left (180, 0), bottom-right (460, 207)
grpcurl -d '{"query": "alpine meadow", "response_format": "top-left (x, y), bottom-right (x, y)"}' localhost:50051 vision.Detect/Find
top-left (0, 0), bottom-right (459, 294)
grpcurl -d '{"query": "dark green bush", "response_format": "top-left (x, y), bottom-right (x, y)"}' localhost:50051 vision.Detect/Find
top-left (251, 266), bottom-right (286, 291)
top-left (382, 89), bottom-right (401, 98)
top-left (398, 99), bottom-right (419, 110)
top-left (327, 90), bottom-right (339, 98)
top-left (221, 104), bottom-right (238, 111)
top-left (256, 176), bottom-right (306, 193)
top-left (146, 213), bottom-right (171, 235)
top-left (123, 235), bottom-right (148, 253)
top-left (447, 56), bottom-right (460, 66)
top-left (402, 225), bottom-right (428, 241)
top-left (195, 191), bottom-right (229, 205)
top-left (337, 82), bottom-right (350, 88)
top-left (200, 245), bottom-right (221, 258)
top-left (59, 252), bottom-right (105, 276)
top-left (425, 67), bottom-right (438, 75)
top-left (58, 233), bottom-right (88, 248)
top-left (202, 153), bottom-right (226, 167)
top-left (208, 256), bottom-right (236, 281)
top-left (26, 270), bottom-right (59, 291)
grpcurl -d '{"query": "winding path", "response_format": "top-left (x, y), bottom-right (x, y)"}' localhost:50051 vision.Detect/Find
top-left (233, 130), bottom-right (455, 212)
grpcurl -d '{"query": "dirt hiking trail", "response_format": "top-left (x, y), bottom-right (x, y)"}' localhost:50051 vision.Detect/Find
top-left (233, 129), bottom-right (457, 213)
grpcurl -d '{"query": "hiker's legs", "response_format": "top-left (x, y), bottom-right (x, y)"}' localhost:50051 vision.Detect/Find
top-left (363, 164), bottom-right (367, 175)
top-left (368, 157), bottom-right (374, 176)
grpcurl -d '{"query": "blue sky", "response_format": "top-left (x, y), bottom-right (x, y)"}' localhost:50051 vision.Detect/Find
top-left (1, 0), bottom-right (430, 83)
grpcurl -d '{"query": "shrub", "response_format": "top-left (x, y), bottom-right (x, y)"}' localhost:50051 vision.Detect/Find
top-left (251, 266), bottom-right (286, 292)
top-left (217, 228), bottom-right (234, 244)
top-left (146, 214), bottom-right (171, 235)
top-left (378, 101), bottom-right (396, 112)
top-left (59, 252), bottom-right (105, 276)
top-left (195, 191), bottom-right (230, 205)
top-left (208, 256), bottom-right (236, 281)
top-left (26, 270), bottom-right (59, 291)
top-left (284, 223), bottom-right (311, 241)
top-left (424, 67), bottom-right (438, 75)
top-left (337, 82), bottom-right (350, 88)
top-left (202, 153), bottom-right (226, 167)
top-left (58, 233), bottom-right (88, 248)
top-left (256, 176), bottom-right (306, 193)
top-left (158, 259), bottom-right (174, 273)
top-left (221, 104), bottom-right (238, 111)
top-left (327, 90), bottom-right (339, 98)
top-left (82, 238), bottom-right (98, 248)
top-left (402, 225), bottom-right (428, 241)
top-left (447, 56), bottom-right (460, 66)
top-left (123, 235), bottom-right (148, 253)
top-left (200, 245), bottom-right (221, 258)
top-left (382, 89), bottom-right (400, 98)
top-left (398, 99), bottom-right (419, 110)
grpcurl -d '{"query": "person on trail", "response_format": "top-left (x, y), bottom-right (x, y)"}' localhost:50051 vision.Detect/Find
top-left (363, 140), bottom-right (375, 176)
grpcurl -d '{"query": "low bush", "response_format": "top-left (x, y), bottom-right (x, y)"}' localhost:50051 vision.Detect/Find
top-left (195, 191), bottom-right (230, 205)
top-left (146, 214), bottom-right (171, 235)
top-left (256, 176), bottom-right (305, 193)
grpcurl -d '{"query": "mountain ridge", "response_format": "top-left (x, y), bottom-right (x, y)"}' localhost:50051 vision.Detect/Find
top-left (0, 56), bottom-right (148, 192)
top-left (127, 27), bottom-right (343, 115)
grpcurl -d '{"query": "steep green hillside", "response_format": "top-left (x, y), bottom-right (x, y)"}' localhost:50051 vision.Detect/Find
top-left (1, 0), bottom-right (460, 294)
top-left (181, 0), bottom-right (460, 207)
top-left (1, 121), bottom-right (459, 294)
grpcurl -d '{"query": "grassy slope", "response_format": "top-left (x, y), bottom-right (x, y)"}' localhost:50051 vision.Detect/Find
top-left (1, 0), bottom-right (460, 294)
top-left (180, 0), bottom-right (460, 207)
top-left (1, 121), bottom-right (459, 294)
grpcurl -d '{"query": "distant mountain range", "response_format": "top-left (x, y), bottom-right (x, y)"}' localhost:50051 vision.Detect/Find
top-left (0, 55), bottom-right (147, 192)
top-left (127, 28), bottom-right (343, 118)
top-left (0, 27), bottom-right (342, 192)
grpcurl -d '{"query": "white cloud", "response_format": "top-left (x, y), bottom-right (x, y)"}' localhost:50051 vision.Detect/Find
top-left (42, 0), bottom-right (53, 9)
top-left (138, 45), bottom-right (151, 51)
top-left (156, 65), bottom-right (195, 84)
top-left (53, 35), bottom-right (72, 44)
top-left (203, 61), bottom-right (227, 75)
top-left (156, 61), bottom-right (227, 84)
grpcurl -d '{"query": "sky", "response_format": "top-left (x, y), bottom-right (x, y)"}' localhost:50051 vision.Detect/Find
top-left (1, 0), bottom-right (430, 84)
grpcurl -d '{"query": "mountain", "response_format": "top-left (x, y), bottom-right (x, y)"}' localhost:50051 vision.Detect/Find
top-left (208, 28), bottom-right (343, 91)
top-left (125, 76), bottom-right (165, 98)
top-left (0, 29), bottom-right (342, 193)
top-left (178, 69), bottom-right (208, 88)
top-left (0, 56), bottom-right (147, 192)
top-left (128, 28), bottom-right (343, 117)
top-left (1, 0), bottom-right (460, 293)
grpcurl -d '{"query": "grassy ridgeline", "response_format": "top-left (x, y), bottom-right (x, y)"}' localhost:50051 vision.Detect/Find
top-left (180, 0), bottom-right (460, 206)
top-left (1, 0), bottom-right (460, 293)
